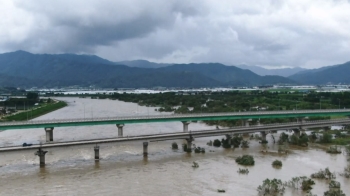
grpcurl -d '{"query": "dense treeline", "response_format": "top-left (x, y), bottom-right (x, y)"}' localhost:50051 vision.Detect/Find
top-left (106, 91), bottom-right (350, 126)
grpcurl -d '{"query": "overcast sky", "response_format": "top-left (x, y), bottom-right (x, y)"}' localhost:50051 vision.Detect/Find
top-left (1, 0), bottom-right (350, 69)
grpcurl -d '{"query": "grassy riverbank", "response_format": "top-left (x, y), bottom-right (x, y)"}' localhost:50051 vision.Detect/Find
top-left (2, 101), bottom-right (67, 121)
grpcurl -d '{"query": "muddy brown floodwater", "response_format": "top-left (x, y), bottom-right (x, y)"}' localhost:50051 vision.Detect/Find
top-left (0, 97), bottom-right (349, 196)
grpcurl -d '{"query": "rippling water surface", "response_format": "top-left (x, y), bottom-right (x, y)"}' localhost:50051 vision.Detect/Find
top-left (0, 97), bottom-right (349, 196)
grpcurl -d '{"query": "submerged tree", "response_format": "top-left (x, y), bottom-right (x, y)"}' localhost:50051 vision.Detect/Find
top-left (272, 160), bottom-right (282, 167)
top-left (236, 155), bottom-right (255, 166)
top-left (257, 178), bottom-right (285, 196)
top-left (311, 168), bottom-right (336, 179)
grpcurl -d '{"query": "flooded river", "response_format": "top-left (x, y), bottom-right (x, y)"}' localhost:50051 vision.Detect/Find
top-left (0, 97), bottom-right (349, 195)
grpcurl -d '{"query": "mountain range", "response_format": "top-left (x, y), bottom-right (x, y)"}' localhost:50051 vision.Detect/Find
top-left (288, 61), bottom-right (350, 84)
top-left (0, 50), bottom-right (348, 88)
top-left (0, 51), bottom-right (295, 88)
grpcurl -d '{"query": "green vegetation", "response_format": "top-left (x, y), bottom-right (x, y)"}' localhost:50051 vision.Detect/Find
top-left (311, 168), bottom-right (336, 179)
top-left (324, 189), bottom-right (346, 196)
top-left (339, 166), bottom-right (350, 178)
top-left (194, 147), bottom-right (205, 153)
top-left (236, 155), bottom-right (255, 166)
top-left (217, 189), bottom-right (225, 193)
top-left (289, 133), bottom-right (309, 147)
top-left (329, 180), bottom-right (341, 189)
top-left (171, 142), bottom-right (178, 150)
top-left (257, 178), bottom-right (285, 196)
top-left (319, 133), bottom-right (333, 144)
top-left (326, 146), bottom-right (342, 154)
top-left (3, 100), bottom-right (67, 121)
top-left (237, 168), bottom-right (249, 174)
top-left (107, 91), bottom-right (349, 126)
top-left (272, 160), bottom-right (282, 167)
top-left (285, 176), bottom-right (315, 191)
top-left (213, 139), bottom-right (221, 147)
top-left (241, 140), bottom-right (249, 148)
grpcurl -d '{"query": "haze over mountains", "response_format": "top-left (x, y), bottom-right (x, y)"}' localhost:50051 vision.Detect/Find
top-left (0, 51), bottom-right (348, 88)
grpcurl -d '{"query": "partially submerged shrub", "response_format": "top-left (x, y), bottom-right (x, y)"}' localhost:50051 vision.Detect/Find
top-left (213, 139), bottom-right (221, 147)
top-left (236, 155), bottom-right (255, 166)
top-left (194, 147), bottom-right (205, 153)
top-left (172, 142), bottom-right (178, 150)
top-left (272, 160), bottom-right (282, 167)
top-left (326, 146), bottom-right (342, 154)
top-left (319, 133), bottom-right (333, 143)
top-left (285, 176), bottom-right (315, 191)
top-left (339, 166), bottom-right (350, 178)
top-left (207, 140), bottom-right (213, 146)
top-left (311, 168), bottom-right (336, 179)
top-left (329, 180), bottom-right (341, 189)
top-left (222, 135), bottom-right (232, 148)
top-left (324, 189), bottom-right (346, 196)
top-left (237, 168), bottom-right (249, 174)
top-left (257, 178), bottom-right (285, 196)
top-left (231, 135), bottom-right (243, 148)
top-left (217, 189), bottom-right (225, 193)
top-left (241, 140), bottom-right (249, 148)
top-left (277, 132), bottom-right (289, 145)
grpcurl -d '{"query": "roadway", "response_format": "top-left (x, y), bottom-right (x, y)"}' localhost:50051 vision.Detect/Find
top-left (1, 118), bottom-right (349, 152)
top-left (1, 109), bottom-right (350, 130)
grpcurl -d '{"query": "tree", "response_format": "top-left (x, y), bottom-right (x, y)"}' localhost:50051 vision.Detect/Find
top-left (26, 92), bottom-right (39, 100)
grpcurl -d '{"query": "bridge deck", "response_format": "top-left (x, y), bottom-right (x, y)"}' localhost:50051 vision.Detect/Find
top-left (1, 118), bottom-right (350, 152)
top-left (1, 109), bottom-right (350, 130)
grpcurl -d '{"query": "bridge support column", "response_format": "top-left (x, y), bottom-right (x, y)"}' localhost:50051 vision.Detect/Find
top-left (245, 119), bottom-right (252, 127)
top-left (45, 127), bottom-right (54, 142)
top-left (143, 142), bottom-right (148, 157)
top-left (35, 148), bottom-right (48, 167)
top-left (260, 131), bottom-right (268, 143)
top-left (182, 121), bottom-right (190, 132)
top-left (186, 138), bottom-right (192, 152)
top-left (116, 124), bottom-right (124, 137)
top-left (94, 145), bottom-right (100, 160)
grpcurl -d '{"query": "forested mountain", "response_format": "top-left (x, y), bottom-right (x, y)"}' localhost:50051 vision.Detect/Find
top-left (160, 63), bottom-right (295, 86)
top-left (0, 51), bottom-right (295, 88)
top-left (289, 61), bottom-right (350, 84)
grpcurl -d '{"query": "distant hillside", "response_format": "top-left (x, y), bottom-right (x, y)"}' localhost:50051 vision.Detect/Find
top-left (116, 60), bottom-right (170, 68)
top-left (160, 63), bottom-right (296, 86)
top-left (289, 61), bottom-right (350, 84)
top-left (236, 65), bottom-right (306, 77)
top-left (0, 51), bottom-right (295, 88)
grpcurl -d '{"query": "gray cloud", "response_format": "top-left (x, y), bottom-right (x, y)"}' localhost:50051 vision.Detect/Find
top-left (1, 0), bottom-right (350, 69)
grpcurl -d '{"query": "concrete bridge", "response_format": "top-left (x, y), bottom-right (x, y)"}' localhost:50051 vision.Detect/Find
top-left (1, 117), bottom-right (350, 167)
top-left (1, 109), bottom-right (350, 143)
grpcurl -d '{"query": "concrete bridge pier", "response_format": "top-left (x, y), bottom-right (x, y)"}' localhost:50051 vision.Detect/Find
top-left (257, 119), bottom-right (261, 126)
top-left (186, 138), bottom-right (192, 152)
top-left (94, 145), bottom-right (100, 160)
top-left (116, 124), bottom-right (124, 137)
top-left (45, 127), bottom-right (54, 142)
top-left (35, 148), bottom-right (48, 167)
top-left (245, 119), bottom-right (252, 127)
top-left (143, 142), bottom-right (148, 157)
top-left (260, 131), bottom-right (268, 143)
top-left (182, 121), bottom-right (190, 132)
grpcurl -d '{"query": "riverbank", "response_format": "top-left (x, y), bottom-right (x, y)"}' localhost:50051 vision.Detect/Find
top-left (1, 100), bottom-right (67, 121)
